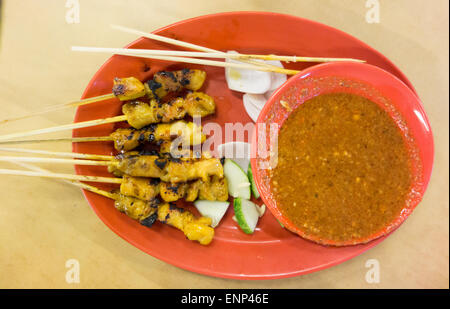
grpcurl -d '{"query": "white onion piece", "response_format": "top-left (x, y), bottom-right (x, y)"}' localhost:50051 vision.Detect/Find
top-left (217, 141), bottom-right (251, 172)
top-left (264, 89), bottom-right (276, 100)
top-left (225, 51), bottom-right (272, 94)
top-left (266, 60), bottom-right (288, 91)
top-left (265, 60), bottom-right (287, 99)
top-left (243, 93), bottom-right (262, 123)
top-left (244, 93), bottom-right (266, 109)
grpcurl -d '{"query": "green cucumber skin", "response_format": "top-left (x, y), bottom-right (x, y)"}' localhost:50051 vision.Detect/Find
top-left (247, 162), bottom-right (261, 199)
top-left (233, 198), bottom-right (254, 234)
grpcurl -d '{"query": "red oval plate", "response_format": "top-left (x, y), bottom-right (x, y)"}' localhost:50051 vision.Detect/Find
top-left (73, 12), bottom-right (423, 279)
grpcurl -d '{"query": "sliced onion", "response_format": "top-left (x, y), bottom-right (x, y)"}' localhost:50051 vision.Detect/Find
top-left (243, 93), bottom-right (262, 122)
top-left (244, 93), bottom-right (266, 109)
top-left (225, 53), bottom-right (288, 121)
top-left (225, 51), bottom-right (272, 94)
top-left (266, 60), bottom-right (288, 91)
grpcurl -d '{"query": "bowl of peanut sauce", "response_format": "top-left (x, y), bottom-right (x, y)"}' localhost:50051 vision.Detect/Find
top-left (251, 62), bottom-right (434, 246)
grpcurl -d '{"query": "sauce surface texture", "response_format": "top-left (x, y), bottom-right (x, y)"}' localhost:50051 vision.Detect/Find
top-left (270, 93), bottom-right (412, 243)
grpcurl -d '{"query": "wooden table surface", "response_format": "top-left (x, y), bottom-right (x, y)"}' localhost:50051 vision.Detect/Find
top-left (0, 0), bottom-right (448, 289)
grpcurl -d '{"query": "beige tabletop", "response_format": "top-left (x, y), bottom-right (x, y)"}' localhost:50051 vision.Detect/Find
top-left (0, 0), bottom-right (448, 289)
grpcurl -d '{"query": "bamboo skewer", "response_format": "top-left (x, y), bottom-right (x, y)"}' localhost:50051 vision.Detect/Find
top-left (0, 115), bottom-right (126, 142)
top-left (72, 46), bottom-right (364, 64)
top-left (10, 161), bottom-right (117, 199)
top-left (231, 53), bottom-right (365, 63)
top-left (0, 156), bottom-right (115, 167)
top-left (0, 25), bottom-right (364, 127)
top-left (111, 24), bottom-right (222, 53)
top-left (0, 168), bottom-right (122, 184)
top-left (0, 93), bottom-right (116, 125)
top-left (110, 24), bottom-right (284, 71)
top-left (0, 146), bottom-right (114, 161)
top-left (0, 24), bottom-right (366, 132)
top-left (72, 46), bottom-right (300, 75)
top-left (0, 136), bottom-right (113, 145)
top-left (63, 178), bottom-right (117, 198)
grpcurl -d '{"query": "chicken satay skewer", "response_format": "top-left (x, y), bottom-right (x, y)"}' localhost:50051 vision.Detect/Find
top-left (3, 152), bottom-right (227, 202)
top-left (9, 161), bottom-right (214, 244)
top-left (5, 161), bottom-right (215, 244)
top-left (0, 68), bottom-right (206, 125)
top-left (0, 162), bottom-right (165, 200)
top-left (0, 92), bottom-right (213, 142)
top-left (0, 120), bottom-right (205, 152)
top-left (0, 154), bottom-right (224, 183)
top-left (0, 146), bottom-right (228, 202)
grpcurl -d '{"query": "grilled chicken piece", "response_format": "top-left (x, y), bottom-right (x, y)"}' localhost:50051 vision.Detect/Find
top-left (115, 193), bottom-right (215, 245)
top-left (122, 92), bottom-right (215, 129)
top-left (147, 69), bottom-right (207, 99)
top-left (198, 176), bottom-right (229, 201)
top-left (114, 194), bottom-right (159, 226)
top-left (185, 180), bottom-right (202, 201)
top-left (163, 158), bottom-right (223, 183)
top-left (157, 203), bottom-right (214, 245)
top-left (109, 120), bottom-right (205, 151)
top-left (159, 181), bottom-right (193, 202)
top-left (115, 154), bottom-right (166, 178)
top-left (114, 195), bottom-right (214, 245)
top-left (110, 127), bottom-right (148, 152)
top-left (120, 172), bottom-right (227, 202)
top-left (111, 69), bottom-right (206, 101)
top-left (159, 140), bottom-right (194, 159)
top-left (120, 175), bottom-right (160, 201)
top-left (184, 92), bottom-right (216, 117)
top-left (122, 100), bottom-right (161, 129)
top-left (111, 153), bottom-right (224, 183)
top-left (112, 77), bottom-right (147, 101)
top-left (159, 140), bottom-right (213, 160)
top-left (160, 176), bottom-right (228, 202)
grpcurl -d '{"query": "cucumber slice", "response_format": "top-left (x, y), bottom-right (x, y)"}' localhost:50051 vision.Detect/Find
top-left (194, 200), bottom-right (230, 228)
top-left (233, 198), bottom-right (260, 234)
top-left (223, 159), bottom-right (251, 199)
top-left (247, 162), bottom-right (260, 199)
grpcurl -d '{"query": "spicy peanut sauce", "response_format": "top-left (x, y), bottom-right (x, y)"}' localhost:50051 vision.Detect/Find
top-left (270, 93), bottom-right (412, 243)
